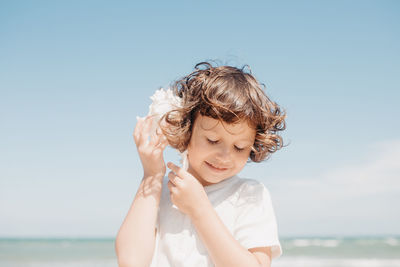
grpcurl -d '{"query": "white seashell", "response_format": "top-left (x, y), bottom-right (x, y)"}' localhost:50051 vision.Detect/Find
top-left (139, 87), bottom-right (189, 170)
top-left (147, 88), bottom-right (181, 136)
top-left (180, 150), bottom-right (189, 170)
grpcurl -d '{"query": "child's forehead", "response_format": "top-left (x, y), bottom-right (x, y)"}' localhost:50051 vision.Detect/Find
top-left (197, 115), bottom-right (255, 137)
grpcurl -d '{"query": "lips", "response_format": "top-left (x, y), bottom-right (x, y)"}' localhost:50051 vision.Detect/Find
top-left (205, 161), bottom-right (229, 172)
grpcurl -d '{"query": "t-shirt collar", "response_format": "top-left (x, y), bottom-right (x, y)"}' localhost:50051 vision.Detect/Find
top-left (203, 175), bottom-right (239, 194)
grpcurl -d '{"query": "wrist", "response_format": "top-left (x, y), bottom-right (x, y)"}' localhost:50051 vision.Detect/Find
top-left (189, 198), bottom-right (213, 222)
top-left (138, 174), bottom-right (164, 197)
top-left (143, 171), bottom-right (165, 180)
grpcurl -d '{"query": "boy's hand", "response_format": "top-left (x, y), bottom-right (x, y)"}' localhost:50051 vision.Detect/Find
top-left (134, 116), bottom-right (169, 178)
top-left (167, 162), bottom-right (211, 218)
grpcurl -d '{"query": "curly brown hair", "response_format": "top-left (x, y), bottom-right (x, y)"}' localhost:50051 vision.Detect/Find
top-left (160, 61), bottom-right (286, 162)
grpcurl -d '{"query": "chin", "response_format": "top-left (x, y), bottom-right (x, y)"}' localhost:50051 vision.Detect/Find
top-left (203, 170), bottom-right (235, 184)
top-left (189, 161), bottom-right (237, 185)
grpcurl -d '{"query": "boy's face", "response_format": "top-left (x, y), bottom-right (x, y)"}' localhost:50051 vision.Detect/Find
top-left (187, 114), bottom-right (256, 186)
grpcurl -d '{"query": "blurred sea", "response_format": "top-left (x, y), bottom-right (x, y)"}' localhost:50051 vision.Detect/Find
top-left (1, 236), bottom-right (399, 267)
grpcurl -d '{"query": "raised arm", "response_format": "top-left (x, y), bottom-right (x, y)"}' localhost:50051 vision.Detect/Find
top-left (166, 163), bottom-right (272, 267)
top-left (115, 117), bottom-right (168, 267)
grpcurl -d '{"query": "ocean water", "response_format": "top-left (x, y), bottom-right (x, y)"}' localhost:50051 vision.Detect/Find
top-left (274, 237), bottom-right (400, 267)
top-left (1, 236), bottom-right (399, 267)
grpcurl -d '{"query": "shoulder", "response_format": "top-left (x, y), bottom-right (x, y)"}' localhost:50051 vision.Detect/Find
top-left (235, 177), bottom-right (272, 206)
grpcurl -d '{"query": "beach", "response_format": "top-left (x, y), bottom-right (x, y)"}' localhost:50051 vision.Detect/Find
top-left (1, 236), bottom-right (399, 267)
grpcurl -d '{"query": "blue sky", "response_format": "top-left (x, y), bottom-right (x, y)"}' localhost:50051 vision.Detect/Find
top-left (1, 0), bottom-right (399, 238)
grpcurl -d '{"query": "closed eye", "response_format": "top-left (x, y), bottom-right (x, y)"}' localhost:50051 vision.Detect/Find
top-left (208, 138), bottom-right (245, 152)
top-left (234, 146), bottom-right (245, 152)
top-left (207, 138), bottom-right (219, 144)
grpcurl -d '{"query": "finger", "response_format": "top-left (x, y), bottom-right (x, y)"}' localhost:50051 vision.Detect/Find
top-left (152, 140), bottom-right (168, 157)
top-left (156, 135), bottom-right (168, 148)
top-left (167, 162), bottom-right (185, 178)
top-left (139, 116), bottom-right (153, 145)
top-left (149, 122), bottom-right (164, 145)
top-left (149, 132), bottom-right (160, 146)
top-left (155, 126), bottom-right (162, 136)
top-left (133, 117), bottom-right (145, 144)
top-left (167, 180), bottom-right (176, 194)
top-left (159, 137), bottom-right (169, 150)
top-left (152, 137), bottom-right (168, 156)
top-left (167, 180), bottom-right (172, 192)
top-left (168, 171), bottom-right (179, 186)
top-left (167, 180), bottom-right (173, 188)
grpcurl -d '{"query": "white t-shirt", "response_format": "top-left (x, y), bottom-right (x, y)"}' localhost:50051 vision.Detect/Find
top-left (150, 175), bottom-right (282, 267)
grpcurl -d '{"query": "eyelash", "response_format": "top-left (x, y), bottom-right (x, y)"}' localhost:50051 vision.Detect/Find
top-left (207, 139), bottom-right (218, 145)
top-left (207, 139), bottom-right (245, 152)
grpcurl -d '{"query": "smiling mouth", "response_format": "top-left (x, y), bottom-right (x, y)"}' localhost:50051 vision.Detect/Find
top-left (206, 161), bottom-right (228, 171)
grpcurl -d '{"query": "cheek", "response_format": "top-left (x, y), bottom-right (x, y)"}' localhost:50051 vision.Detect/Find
top-left (236, 157), bottom-right (247, 169)
top-left (187, 138), bottom-right (207, 162)
top-left (234, 152), bottom-right (250, 169)
top-left (189, 136), bottom-right (211, 153)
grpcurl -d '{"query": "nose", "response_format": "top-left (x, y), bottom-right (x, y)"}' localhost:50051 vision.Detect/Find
top-left (215, 146), bottom-right (231, 164)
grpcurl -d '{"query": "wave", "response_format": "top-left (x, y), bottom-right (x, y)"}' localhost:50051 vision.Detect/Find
top-left (0, 259), bottom-right (117, 267)
top-left (291, 239), bottom-right (341, 247)
top-left (283, 236), bottom-right (400, 248)
top-left (274, 257), bottom-right (400, 267)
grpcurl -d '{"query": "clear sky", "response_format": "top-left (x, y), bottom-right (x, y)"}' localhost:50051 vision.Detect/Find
top-left (1, 0), bottom-right (399, 238)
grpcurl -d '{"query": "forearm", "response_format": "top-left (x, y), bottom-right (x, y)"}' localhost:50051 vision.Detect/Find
top-left (115, 174), bottom-right (163, 267)
top-left (190, 202), bottom-right (263, 267)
